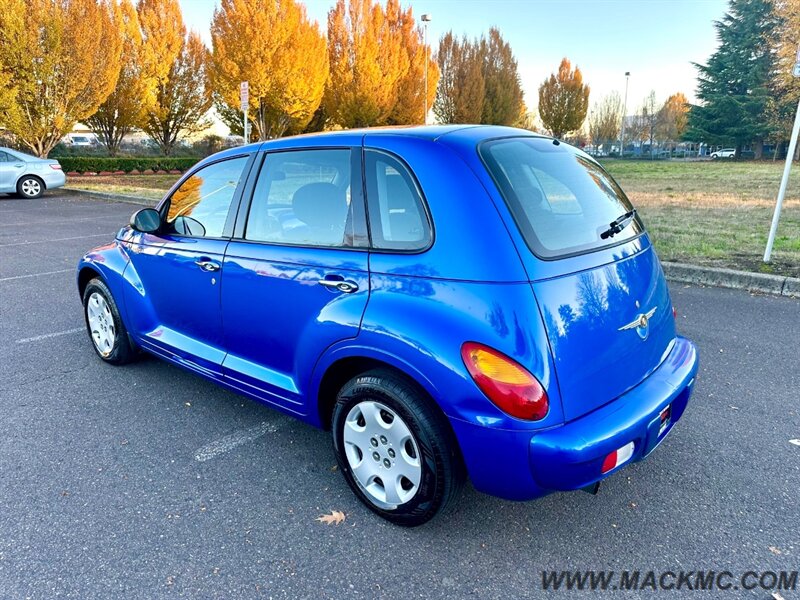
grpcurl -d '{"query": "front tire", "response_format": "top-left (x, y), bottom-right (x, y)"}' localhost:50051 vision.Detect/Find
top-left (332, 369), bottom-right (465, 526)
top-left (17, 176), bottom-right (44, 199)
top-left (82, 278), bottom-right (135, 365)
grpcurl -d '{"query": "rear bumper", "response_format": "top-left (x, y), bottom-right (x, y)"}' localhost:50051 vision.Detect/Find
top-left (41, 169), bottom-right (66, 189)
top-left (450, 336), bottom-right (698, 500)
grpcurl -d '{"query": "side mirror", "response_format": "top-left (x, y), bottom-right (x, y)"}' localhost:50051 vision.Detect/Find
top-left (130, 208), bottom-right (161, 233)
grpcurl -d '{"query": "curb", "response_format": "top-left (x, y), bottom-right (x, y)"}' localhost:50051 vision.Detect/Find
top-left (62, 187), bottom-right (158, 207)
top-left (662, 262), bottom-right (800, 299)
top-left (55, 189), bottom-right (800, 300)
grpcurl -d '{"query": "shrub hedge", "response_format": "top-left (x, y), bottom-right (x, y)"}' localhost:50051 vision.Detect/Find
top-left (58, 157), bottom-right (199, 174)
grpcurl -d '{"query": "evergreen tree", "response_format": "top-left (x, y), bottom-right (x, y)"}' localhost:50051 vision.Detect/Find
top-left (685, 0), bottom-right (778, 157)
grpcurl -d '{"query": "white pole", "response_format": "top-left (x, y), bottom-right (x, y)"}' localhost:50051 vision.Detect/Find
top-left (620, 72), bottom-right (629, 156)
top-left (421, 14), bottom-right (432, 125)
top-left (763, 95), bottom-right (800, 263)
top-left (243, 107), bottom-right (248, 145)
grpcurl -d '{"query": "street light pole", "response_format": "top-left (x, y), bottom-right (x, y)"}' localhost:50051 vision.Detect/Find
top-left (421, 14), bottom-right (432, 125)
top-left (764, 95), bottom-right (800, 263)
top-left (620, 71), bottom-right (630, 157)
top-left (764, 45), bottom-right (800, 263)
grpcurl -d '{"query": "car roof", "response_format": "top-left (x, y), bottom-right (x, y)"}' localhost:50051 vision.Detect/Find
top-left (205, 125), bottom-right (552, 162)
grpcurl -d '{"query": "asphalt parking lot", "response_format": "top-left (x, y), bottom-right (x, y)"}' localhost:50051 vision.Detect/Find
top-left (1, 192), bottom-right (798, 599)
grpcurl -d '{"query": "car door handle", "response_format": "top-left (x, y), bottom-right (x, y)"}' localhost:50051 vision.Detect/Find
top-left (194, 259), bottom-right (220, 272)
top-left (13, 164), bottom-right (24, 168)
top-left (318, 278), bottom-right (359, 293)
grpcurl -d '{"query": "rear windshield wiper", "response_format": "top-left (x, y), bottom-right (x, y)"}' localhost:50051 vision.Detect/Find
top-left (600, 209), bottom-right (637, 239)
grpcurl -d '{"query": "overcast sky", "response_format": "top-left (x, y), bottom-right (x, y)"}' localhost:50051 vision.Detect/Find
top-left (178, 0), bottom-right (729, 114)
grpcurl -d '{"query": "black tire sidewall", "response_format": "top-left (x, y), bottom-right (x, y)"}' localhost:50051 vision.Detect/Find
top-left (332, 373), bottom-right (452, 526)
top-left (17, 176), bottom-right (43, 199)
top-left (82, 279), bottom-right (130, 364)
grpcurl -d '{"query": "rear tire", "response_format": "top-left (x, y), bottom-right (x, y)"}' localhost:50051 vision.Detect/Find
top-left (82, 278), bottom-right (135, 365)
top-left (332, 369), bottom-right (465, 526)
top-left (17, 175), bottom-right (44, 199)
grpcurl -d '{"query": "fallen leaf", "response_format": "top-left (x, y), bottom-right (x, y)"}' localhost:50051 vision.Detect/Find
top-left (316, 510), bottom-right (345, 525)
top-left (772, 593), bottom-right (786, 600)
top-left (184, 402), bottom-right (191, 407)
top-left (789, 439), bottom-right (800, 446)
top-left (769, 546), bottom-right (782, 555)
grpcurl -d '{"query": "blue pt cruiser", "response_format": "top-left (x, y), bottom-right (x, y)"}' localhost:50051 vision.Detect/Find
top-left (77, 126), bottom-right (698, 526)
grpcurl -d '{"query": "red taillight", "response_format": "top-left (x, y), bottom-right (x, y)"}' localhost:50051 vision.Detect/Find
top-left (50, 164), bottom-right (62, 170)
top-left (461, 342), bottom-right (549, 421)
top-left (672, 306), bottom-right (677, 319)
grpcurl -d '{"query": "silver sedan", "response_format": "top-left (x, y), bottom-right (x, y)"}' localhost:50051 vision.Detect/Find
top-left (0, 147), bottom-right (66, 199)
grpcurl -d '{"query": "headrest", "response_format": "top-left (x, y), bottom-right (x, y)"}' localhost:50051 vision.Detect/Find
top-left (292, 182), bottom-right (347, 229)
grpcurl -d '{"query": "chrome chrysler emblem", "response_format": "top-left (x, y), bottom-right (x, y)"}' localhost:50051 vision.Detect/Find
top-left (618, 306), bottom-right (657, 340)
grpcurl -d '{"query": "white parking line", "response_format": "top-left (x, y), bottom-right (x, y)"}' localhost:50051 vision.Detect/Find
top-left (0, 268), bottom-right (73, 282)
top-left (194, 420), bottom-right (286, 462)
top-left (16, 327), bottom-right (84, 344)
top-left (0, 233), bottom-right (113, 247)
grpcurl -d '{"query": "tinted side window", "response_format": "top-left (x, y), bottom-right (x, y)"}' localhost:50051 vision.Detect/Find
top-left (0, 152), bottom-right (9, 162)
top-left (165, 156), bottom-right (248, 238)
top-left (245, 149), bottom-right (353, 247)
top-left (364, 151), bottom-right (430, 251)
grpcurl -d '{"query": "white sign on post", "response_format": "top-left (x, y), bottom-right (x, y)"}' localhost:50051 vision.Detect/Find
top-left (240, 81), bottom-right (249, 144)
top-left (239, 81), bottom-right (249, 110)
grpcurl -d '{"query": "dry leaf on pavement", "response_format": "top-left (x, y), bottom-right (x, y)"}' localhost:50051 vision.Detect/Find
top-left (316, 510), bottom-right (346, 525)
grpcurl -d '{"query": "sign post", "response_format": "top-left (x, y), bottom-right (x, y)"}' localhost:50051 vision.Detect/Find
top-left (764, 47), bottom-right (800, 263)
top-left (240, 81), bottom-right (249, 145)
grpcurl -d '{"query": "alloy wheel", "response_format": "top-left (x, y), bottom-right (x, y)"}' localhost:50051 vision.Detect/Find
top-left (20, 178), bottom-right (41, 198)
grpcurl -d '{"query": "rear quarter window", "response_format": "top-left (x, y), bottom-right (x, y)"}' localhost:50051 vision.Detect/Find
top-left (479, 137), bottom-right (644, 258)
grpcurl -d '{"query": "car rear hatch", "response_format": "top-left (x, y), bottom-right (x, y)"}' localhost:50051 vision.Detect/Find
top-left (531, 247), bottom-right (675, 421)
top-left (479, 136), bottom-right (676, 421)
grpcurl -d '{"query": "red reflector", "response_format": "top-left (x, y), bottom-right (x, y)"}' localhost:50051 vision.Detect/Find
top-left (50, 164), bottom-right (62, 170)
top-left (672, 306), bottom-right (677, 319)
top-left (601, 442), bottom-right (635, 474)
top-left (601, 450), bottom-right (618, 474)
top-left (461, 342), bottom-right (549, 421)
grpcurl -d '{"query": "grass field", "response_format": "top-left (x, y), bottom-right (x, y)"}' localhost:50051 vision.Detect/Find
top-left (66, 174), bottom-right (178, 201)
top-left (602, 160), bottom-right (800, 278)
top-left (66, 159), bottom-right (800, 277)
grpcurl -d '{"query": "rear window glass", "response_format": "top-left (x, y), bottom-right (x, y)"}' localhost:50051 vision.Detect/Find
top-left (480, 137), bottom-right (643, 258)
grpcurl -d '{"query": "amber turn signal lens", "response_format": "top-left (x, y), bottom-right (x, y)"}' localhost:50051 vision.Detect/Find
top-left (461, 342), bottom-right (549, 421)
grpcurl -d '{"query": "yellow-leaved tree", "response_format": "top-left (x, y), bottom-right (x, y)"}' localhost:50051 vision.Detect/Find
top-left (138, 0), bottom-right (211, 155)
top-left (87, 0), bottom-right (155, 157)
top-left (324, 0), bottom-right (407, 128)
top-left (210, 0), bottom-right (328, 140)
top-left (0, 0), bottom-right (123, 157)
top-left (538, 58), bottom-right (590, 139)
top-left (384, 0), bottom-right (439, 124)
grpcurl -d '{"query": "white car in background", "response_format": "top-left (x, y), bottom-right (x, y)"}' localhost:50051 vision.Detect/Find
top-left (0, 147), bottom-right (66, 199)
top-left (710, 148), bottom-right (736, 159)
top-left (68, 135), bottom-right (95, 147)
